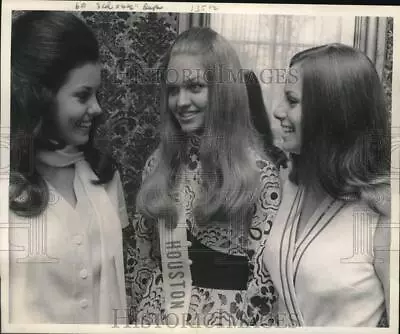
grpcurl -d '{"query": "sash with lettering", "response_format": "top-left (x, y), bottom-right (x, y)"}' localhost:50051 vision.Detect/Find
top-left (159, 201), bottom-right (192, 326)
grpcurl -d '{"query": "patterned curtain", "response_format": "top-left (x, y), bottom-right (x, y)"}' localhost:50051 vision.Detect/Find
top-left (77, 11), bottom-right (179, 223)
top-left (383, 18), bottom-right (393, 116)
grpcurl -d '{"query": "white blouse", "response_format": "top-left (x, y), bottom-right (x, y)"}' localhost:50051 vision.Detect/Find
top-left (9, 166), bottom-right (129, 324)
top-left (262, 180), bottom-right (385, 327)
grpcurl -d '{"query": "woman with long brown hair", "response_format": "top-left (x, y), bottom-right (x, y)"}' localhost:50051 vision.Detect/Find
top-left (262, 43), bottom-right (390, 327)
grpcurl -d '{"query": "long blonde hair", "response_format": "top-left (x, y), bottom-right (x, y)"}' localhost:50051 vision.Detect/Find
top-left (136, 27), bottom-right (266, 227)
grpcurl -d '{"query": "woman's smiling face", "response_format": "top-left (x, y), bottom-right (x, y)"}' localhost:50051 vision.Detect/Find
top-left (273, 64), bottom-right (302, 154)
top-left (166, 54), bottom-right (208, 134)
top-left (54, 62), bottom-right (102, 146)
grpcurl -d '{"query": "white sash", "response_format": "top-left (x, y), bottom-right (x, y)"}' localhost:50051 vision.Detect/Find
top-left (159, 205), bottom-right (192, 326)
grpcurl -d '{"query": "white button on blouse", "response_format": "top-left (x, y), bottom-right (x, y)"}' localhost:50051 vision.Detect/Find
top-left (80, 269), bottom-right (88, 279)
top-left (72, 234), bottom-right (83, 245)
top-left (80, 299), bottom-right (89, 309)
top-left (9, 168), bottom-right (129, 324)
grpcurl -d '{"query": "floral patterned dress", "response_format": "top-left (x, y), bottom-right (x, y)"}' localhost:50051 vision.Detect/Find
top-left (129, 140), bottom-right (281, 326)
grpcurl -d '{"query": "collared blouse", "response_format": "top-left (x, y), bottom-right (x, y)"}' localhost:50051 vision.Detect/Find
top-left (262, 179), bottom-right (386, 327)
top-left (9, 165), bottom-right (129, 324)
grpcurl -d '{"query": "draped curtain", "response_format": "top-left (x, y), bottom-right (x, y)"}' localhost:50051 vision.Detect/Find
top-left (178, 13), bottom-right (392, 144)
top-left (211, 14), bottom-right (356, 144)
top-left (353, 16), bottom-right (393, 115)
top-left (179, 13), bottom-right (209, 33)
top-left (354, 16), bottom-right (388, 80)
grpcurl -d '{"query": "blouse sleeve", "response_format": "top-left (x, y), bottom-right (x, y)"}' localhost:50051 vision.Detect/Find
top-left (248, 157), bottom-right (282, 247)
top-left (106, 170), bottom-right (130, 229)
top-left (244, 157), bottom-right (282, 324)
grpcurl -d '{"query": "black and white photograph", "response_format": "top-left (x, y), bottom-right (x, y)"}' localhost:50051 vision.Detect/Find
top-left (0, 1), bottom-right (399, 332)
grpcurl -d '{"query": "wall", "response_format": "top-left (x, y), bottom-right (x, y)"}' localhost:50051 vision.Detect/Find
top-left (78, 11), bottom-right (179, 316)
top-left (383, 17), bottom-right (393, 116)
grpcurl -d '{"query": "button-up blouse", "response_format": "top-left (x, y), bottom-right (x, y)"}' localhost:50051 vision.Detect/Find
top-left (9, 167), bottom-right (129, 324)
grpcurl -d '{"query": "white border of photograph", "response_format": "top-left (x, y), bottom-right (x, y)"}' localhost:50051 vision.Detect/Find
top-left (1, 1), bottom-right (399, 333)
